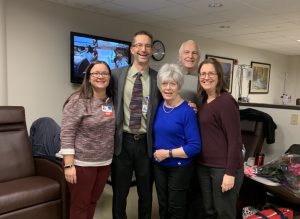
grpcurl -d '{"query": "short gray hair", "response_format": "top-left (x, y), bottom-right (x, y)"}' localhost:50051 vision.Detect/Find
top-left (178, 40), bottom-right (200, 55)
top-left (157, 63), bottom-right (184, 89)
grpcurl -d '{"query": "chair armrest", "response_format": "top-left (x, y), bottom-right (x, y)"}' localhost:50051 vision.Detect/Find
top-left (34, 157), bottom-right (70, 219)
top-left (34, 157), bottom-right (63, 180)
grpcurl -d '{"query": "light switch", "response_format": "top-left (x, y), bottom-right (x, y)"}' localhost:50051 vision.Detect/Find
top-left (290, 114), bottom-right (298, 125)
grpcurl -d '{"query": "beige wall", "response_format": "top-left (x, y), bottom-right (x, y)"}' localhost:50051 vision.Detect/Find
top-left (240, 106), bottom-right (300, 162)
top-left (288, 56), bottom-right (300, 102)
top-left (4, 0), bottom-right (300, 159)
top-left (0, 0), bottom-right (7, 105)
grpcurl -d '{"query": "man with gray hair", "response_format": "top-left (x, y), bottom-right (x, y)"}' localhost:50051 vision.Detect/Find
top-left (178, 40), bottom-right (200, 75)
top-left (178, 40), bottom-right (201, 106)
top-left (178, 40), bottom-right (203, 219)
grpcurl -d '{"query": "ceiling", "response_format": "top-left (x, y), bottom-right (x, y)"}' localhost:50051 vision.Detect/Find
top-left (43, 0), bottom-right (300, 56)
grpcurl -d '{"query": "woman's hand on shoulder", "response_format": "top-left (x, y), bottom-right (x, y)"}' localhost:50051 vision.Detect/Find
top-left (188, 101), bottom-right (198, 113)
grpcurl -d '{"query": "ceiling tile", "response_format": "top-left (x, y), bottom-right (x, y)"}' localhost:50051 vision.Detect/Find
top-left (40, 0), bottom-right (300, 55)
top-left (110, 0), bottom-right (174, 11)
top-left (149, 5), bottom-right (199, 19)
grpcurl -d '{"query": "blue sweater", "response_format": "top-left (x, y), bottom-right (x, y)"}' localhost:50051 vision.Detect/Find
top-left (153, 101), bottom-right (201, 167)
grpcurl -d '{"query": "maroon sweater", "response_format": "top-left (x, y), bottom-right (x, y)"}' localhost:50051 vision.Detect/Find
top-left (197, 92), bottom-right (243, 176)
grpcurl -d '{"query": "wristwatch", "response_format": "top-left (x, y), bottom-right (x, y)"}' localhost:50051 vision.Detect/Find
top-left (64, 164), bottom-right (74, 169)
top-left (152, 40), bottom-right (165, 61)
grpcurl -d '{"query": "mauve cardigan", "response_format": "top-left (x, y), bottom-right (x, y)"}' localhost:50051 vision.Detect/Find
top-left (60, 93), bottom-right (115, 166)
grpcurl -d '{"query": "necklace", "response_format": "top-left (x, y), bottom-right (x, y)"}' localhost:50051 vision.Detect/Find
top-left (163, 103), bottom-right (175, 113)
top-left (162, 100), bottom-right (183, 113)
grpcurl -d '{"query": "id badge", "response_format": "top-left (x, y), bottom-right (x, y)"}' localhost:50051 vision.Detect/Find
top-left (142, 104), bottom-right (148, 113)
top-left (102, 105), bottom-right (113, 116)
top-left (143, 96), bottom-right (149, 113)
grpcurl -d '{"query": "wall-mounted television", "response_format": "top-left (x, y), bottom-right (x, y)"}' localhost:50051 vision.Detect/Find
top-left (71, 31), bottom-right (131, 84)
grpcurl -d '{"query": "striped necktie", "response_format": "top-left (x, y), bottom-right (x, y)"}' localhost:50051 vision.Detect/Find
top-left (129, 72), bottom-right (143, 133)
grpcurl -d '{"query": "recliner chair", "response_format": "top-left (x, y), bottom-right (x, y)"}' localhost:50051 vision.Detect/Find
top-left (240, 119), bottom-right (264, 161)
top-left (0, 106), bottom-right (69, 219)
top-left (237, 120), bottom-right (265, 218)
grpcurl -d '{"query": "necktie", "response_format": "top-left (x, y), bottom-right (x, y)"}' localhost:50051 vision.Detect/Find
top-left (129, 72), bottom-right (143, 133)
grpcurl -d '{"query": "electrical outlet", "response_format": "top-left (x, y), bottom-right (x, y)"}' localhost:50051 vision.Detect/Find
top-left (290, 114), bottom-right (298, 125)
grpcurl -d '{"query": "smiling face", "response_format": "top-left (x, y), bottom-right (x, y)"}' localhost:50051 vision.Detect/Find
top-left (179, 41), bottom-right (200, 73)
top-left (160, 80), bottom-right (180, 102)
top-left (130, 34), bottom-right (153, 66)
top-left (199, 63), bottom-right (218, 94)
top-left (89, 63), bottom-right (111, 92)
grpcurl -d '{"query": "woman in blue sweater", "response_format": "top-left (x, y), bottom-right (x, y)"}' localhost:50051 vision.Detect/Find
top-left (153, 63), bottom-right (201, 219)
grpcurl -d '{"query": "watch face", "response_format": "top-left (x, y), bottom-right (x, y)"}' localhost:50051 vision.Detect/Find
top-left (152, 40), bottom-right (165, 61)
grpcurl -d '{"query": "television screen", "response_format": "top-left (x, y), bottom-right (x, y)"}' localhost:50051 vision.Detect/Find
top-left (71, 31), bottom-right (131, 84)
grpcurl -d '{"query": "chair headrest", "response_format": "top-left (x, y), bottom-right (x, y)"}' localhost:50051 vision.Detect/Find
top-left (240, 120), bottom-right (257, 132)
top-left (0, 106), bottom-right (25, 124)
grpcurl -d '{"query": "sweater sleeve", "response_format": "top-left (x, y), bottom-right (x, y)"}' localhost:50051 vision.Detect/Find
top-left (219, 95), bottom-right (243, 176)
top-left (60, 96), bottom-right (85, 155)
top-left (181, 107), bottom-right (202, 158)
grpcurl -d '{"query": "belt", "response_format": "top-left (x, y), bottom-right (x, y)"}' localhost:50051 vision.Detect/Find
top-left (123, 132), bottom-right (147, 141)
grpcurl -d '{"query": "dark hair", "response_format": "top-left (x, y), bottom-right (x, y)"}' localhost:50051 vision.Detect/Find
top-left (63, 61), bottom-right (113, 108)
top-left (197, 58), bottom-right (227, 101)
top-left (132, 30), bottom-right (153, 45)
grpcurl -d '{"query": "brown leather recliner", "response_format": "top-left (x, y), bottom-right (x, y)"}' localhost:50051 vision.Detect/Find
top-left (0, 106), bottom-right (69, 219)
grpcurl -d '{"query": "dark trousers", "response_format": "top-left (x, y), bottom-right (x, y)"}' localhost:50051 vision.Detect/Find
top-left (68, 165), bottom-right (111, 219)
top-left (153, 162), bottom-right (194, 219)
top-left (186, 165), bottom-right (204, 219)
top-left (112, 133), bottom-right (152, 219)
top-left (197, 165), bottom-right (244, 219)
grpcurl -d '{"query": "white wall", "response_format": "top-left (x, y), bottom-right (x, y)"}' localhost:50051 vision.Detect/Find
top-left (0, 0), bottom-right (7, 105)
top-left (288, 56), bottom-right (300, 102)
top-left (5, 0), bottom-right (300, 158)
top-left (240, 106), bottom-right (300, 163)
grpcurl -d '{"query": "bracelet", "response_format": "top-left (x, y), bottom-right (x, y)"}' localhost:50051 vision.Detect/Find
top-left (64, 164), bottom-right (74, 169)
top-left (169, 149), bottom-right (173, 158)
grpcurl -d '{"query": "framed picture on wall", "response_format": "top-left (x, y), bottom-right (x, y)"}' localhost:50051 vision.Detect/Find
top-left (205, 54), bottom-right (234, 93)
top-left (249, 61), bottom-right (271, 94)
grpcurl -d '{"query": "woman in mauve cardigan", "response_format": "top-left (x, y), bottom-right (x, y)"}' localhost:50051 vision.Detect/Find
top-left (60, 61), bottom-right (115, 219)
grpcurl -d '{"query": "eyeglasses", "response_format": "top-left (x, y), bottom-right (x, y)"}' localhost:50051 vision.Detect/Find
top-left (199, 71), bottom-right (217, 78)
top-left (132, 43), bottom-right (152, 50)
top-left (161, 81), bottom-right (178, 88)
top-left (90, 72), bottom-right (110, 78)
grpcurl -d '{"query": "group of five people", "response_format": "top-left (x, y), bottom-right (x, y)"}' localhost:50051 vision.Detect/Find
top-left (60, 30), bottom-right (244, 219)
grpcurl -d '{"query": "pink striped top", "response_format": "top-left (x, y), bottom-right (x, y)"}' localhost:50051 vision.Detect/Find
top-left (60, 93), bottom-right (115, 166)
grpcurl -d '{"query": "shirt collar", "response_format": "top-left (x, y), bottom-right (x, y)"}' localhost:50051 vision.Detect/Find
top-left (129, 65), bottom-right (149, 80)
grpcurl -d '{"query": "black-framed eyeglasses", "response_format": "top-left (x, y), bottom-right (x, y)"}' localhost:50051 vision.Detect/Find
top-left (90, 72), bottom-right (110, 78)
top-left (199, 72), bottom-right (217, 78)
top-left (132, 43), bottom-right (152, 49)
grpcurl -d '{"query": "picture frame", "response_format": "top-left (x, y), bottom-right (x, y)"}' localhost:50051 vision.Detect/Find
top-left (249, 61), bottom-right (271, 94)
top-left (205, 54), bottom-right (234, 93)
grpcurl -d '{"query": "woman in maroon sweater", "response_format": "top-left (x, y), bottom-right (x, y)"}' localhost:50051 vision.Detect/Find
top-left (197, 58), bottom-right (243, 219)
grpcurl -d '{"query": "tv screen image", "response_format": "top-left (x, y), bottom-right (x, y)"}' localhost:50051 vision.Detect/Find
top-left (71, 31), bottom-right (131, 84)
